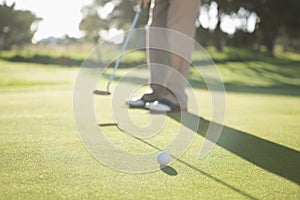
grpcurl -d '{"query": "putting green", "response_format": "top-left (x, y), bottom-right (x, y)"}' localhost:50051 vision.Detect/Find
top-left (0, 53), bottom-right (299, 199)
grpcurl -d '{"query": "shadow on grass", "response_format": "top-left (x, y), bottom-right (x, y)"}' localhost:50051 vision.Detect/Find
top-left (189, 80), bottom-right (300, 97)
top-left (2, 50), bottom-right (299, 97)
top-left (0, 54), bottom-right (145, 68)
top-left (131, 133), bottom-right (258, 200)
top-left (99, 53), bottom-right (300, 97)
top-left (1, 54), bottom-right (84, 67)
top-left (161, 166), bottom-right (178, 176)
top-left (97, 123), bottom-right (258, 198)
top-left (190, 58), bottom-right (300, 97)
top-left (167, 112), bottom-right (300, 185)
top-left (101, 70), bottom-right (300, 97)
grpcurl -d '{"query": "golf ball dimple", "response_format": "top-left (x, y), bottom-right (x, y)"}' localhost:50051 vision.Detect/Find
top-left (157, 151), bottom-right (171, 166)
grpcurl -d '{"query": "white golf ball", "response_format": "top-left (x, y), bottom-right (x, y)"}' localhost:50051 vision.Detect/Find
top-left (157, 151), bottom-right (171, 166)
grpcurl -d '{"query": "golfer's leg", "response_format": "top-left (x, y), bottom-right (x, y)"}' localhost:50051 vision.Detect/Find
top-left (165, 0), bottom-right (200, 109)
top-left (146, 0), bottom-right (169, 99)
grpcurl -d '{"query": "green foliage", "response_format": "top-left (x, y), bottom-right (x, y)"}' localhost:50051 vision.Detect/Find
top-left (79, 0), bottom-right (300, 52)
top-left (79, 5), bottom-right (103, 43)
top-left (213, 0), bottom-right (300, 52)
top-left (79, 0), bottom-right (148, 42)
top-left (235, 0), bottom-right (300, 52)
top-left (0, 2), bottom-right (41, 50)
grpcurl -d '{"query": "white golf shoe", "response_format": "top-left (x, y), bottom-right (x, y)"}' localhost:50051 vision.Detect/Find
top-left (147, 99), bottom-right (186, 113)
top-left (125, 97), bottom-right (146, 108)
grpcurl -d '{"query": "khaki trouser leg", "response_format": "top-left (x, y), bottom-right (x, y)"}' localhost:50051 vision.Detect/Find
top-left (147, 0), bottom-right (169, 96)
top-left (147, 0), bottom-right (200, 109)
top-left (166, 0), bottom-right (200, 109)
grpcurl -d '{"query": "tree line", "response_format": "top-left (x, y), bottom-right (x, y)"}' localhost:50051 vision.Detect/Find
top-left (1, 0), bottom-right (299, 53)
top-left (0, 2), bottom-right (41, 50)
top-left (79, 0), bottom-right (300, 53)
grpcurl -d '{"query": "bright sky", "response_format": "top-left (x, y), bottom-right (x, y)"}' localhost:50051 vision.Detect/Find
top-left (1, 0), bottom-right (257, 42)
top-left (1, 0), bottom-right (93, 41)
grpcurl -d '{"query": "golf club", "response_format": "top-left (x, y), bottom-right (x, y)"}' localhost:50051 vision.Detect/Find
top-left (94, 4), bottom-right (142, 95)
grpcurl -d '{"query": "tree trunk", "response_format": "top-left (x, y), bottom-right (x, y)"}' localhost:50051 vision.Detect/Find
top-left (263, 33), bottom-right (275, 53)
top-left (213, 22), bottom-right (223, 53)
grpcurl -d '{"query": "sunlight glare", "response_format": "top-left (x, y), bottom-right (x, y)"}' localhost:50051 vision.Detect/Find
top-left (221, 15), bottom-right (236, 35)
top-left (1, 0), bottom-right (93, 41)
top-left (98, 2), bottom-right (114, 19)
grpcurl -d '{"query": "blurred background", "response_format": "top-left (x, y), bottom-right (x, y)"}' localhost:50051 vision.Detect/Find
top-left (1, 0), bottom-right (300, 63)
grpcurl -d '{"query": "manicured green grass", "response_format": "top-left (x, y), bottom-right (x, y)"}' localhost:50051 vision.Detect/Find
top-left (0, 49), bottom-right (300, 199)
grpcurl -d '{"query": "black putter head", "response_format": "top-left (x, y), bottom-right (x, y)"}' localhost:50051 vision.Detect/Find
top-left (93, 90), bottom-right (111, 95)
